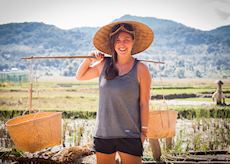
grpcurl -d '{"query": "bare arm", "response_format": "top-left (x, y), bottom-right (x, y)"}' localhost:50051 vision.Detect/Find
top-left (137, 62), bottom-right (152, 142)
top-left (76, 52), bottom-right (105, 80)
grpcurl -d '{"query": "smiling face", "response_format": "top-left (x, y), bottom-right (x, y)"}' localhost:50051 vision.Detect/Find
top-left (114, 31), bottom-right (134, 56)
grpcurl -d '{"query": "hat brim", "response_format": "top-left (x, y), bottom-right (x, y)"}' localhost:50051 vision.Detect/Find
top-left (93, 20), bottom-right (154, 55)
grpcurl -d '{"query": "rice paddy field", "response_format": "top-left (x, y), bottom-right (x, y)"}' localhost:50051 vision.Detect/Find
top-left (0, 77), bottom-right (230, 162)
top-left (0, 77), bottom-right (229, 112)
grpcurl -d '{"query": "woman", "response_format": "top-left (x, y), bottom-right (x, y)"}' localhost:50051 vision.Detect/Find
top-left (76, 20), bottom-right (153, 164)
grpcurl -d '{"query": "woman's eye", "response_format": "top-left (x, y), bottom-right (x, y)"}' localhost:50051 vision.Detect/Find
top-left (116, 39), bottom-right (131, 44)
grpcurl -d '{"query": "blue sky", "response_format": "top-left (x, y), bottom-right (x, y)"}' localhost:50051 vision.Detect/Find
top-left (0, 0), bottom-right (229, 30)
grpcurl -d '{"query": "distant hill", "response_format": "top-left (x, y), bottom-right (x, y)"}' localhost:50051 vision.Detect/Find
top-left (0, 15), bottom-right (229, 78)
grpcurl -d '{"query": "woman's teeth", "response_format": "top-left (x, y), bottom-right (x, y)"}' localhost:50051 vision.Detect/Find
top-left (119, 48), bottom-right (126, 51)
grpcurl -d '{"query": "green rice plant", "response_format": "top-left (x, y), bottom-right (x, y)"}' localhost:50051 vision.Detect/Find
top-left (73, 122), bottom-right (77, 146)
top-left (200, 142), bottom-right (209, 152)
top-left (62, 120), bottom-right (68, 147)
top-left (192, 133), bottom-right (202, 151)
top-left (172, 129), bottom-right (184, 155)
top-left (76, 126), bottom-right (84, 146)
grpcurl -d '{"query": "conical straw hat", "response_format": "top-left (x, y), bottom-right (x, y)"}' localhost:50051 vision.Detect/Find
top-left (93, 20), bottom-right (154, 55)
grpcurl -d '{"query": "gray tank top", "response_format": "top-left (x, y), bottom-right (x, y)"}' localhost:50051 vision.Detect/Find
top-left (94, 57), bottom-right (141, 138)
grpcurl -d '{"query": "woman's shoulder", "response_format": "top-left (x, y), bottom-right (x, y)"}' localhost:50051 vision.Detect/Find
top-left (136, 60), bottom-right (151, 81)
top-left (137, 60), bottom-right (149, 72)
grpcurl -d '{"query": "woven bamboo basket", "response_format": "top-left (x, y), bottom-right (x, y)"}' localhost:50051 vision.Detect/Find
top-left (5, 112), bottom-right (62, 153)
top-left (147, 110), bottom-right (177, 139)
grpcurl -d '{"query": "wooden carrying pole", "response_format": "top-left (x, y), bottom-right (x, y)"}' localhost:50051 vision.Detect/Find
top-left (28, 61), bottom-right (33, 111)
top-left (21, 55), bottom-right (164, 111)
top-left (21, 55), bottom-right (165, 64)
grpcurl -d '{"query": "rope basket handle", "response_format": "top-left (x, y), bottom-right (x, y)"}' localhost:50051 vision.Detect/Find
top-left (156, 64), bottom-right (170, 129)
top-left (23, 59), bottom-right (40, 119)
top-left (156, 63), bottom-right (168, 110)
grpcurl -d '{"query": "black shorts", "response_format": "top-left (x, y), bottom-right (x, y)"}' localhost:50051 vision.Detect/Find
top-left (93, 137), bottom-right (143, 156)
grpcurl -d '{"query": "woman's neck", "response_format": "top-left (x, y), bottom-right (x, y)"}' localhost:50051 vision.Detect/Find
top-left (117, 54), bottom-right (133, 65)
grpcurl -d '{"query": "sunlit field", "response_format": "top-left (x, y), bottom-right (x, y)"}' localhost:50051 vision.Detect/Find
top-left (0, 77), bottom-right (229, 112)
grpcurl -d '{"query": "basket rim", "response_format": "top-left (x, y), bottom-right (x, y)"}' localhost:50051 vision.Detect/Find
top-left (5, 111), bottom-right (62, 127)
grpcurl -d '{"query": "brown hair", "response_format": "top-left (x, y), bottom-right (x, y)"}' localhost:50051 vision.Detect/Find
top-left (105, 31), bottom-right (134, 80)
top-left (105, 33), bottom-right (119, 80)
